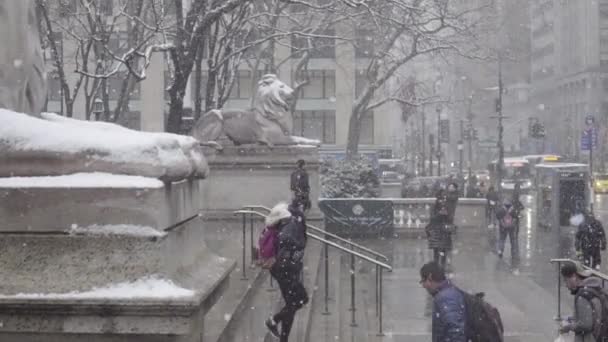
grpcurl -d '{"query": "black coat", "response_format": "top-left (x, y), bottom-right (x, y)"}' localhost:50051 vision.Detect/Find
top-left (576, 217), bottom-right (607, 253)
top-left (446, 191), bottom-right (459, 223)
top-left (427, 201), bottom-right (454, 250)
top-left (272, 217), bottom-right (307, 273)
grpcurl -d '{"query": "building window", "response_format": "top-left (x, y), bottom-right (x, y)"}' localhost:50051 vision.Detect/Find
top-left (99, 0), bottom-right (113, 16)
top-left (229, 70), bottom-right (263, 99)
top-left (108, 72), bottom-right (140, 100)
top-left (293, 110), bottom-right (336, 144)
top-left (108, 32), bottom-right (129, 56)
top-left (298, 70), bottom-right (335, 99)
top-left (355, 70), bottom-right (368, 98)
top-left (162, 0), bottom-right (176, 14)
top-left (291, 29), bottom-right (335, 58)
top-left (355, 29), bottom-right (374, 58)
top-left (57, 0), bottom-right (77, 17)
top-left (360, 111), bottom-right (374, 145)
top-left (47, 71), bottom-right (62, 101)
top-left (117, 111), bottom-right (141, 130)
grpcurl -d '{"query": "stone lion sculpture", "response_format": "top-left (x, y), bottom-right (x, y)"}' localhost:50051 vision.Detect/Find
top-left (0, 0), bottom-right (208, 181)
top-left (191, 74), bottom-right (320, 150)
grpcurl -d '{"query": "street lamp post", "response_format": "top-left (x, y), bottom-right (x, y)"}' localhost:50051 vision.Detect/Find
top-left (458, 140), bottom-right (464, 176)
top-left (421, 111), bottom-right (426, 176)
top-left (429, 133), bottom-right (434, 176)
top-left (436, 105), bottom-right (442, 176)
top-left (93, 98), bottom-right (103, 121)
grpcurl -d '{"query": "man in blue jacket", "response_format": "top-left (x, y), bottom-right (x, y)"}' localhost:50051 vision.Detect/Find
top-left (420, 262), bottom-right (466, 342)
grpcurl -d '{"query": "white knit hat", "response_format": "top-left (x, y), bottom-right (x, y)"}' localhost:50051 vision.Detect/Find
top-left (265, 202), bottom-right (292, 226)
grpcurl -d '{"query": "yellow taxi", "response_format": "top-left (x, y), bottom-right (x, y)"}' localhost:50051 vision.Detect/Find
top-left (594, 174), bottom-right (608, 194)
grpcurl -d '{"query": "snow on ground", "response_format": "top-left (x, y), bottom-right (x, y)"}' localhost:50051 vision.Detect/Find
top-left (0, 172), bottom-right (164, 188)
top-left (0, 276), bottom-right (194, 299)
top-left (70, 224), bottom-right (166, 237)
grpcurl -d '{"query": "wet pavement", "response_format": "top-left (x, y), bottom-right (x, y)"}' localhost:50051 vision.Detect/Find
top-left (201, 194), bottom-right (608, 342)
top-left (335, 194), bottom-right (608, 341)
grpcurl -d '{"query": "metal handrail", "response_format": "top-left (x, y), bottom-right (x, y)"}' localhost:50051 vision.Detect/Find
top-left (234, 210), bottom-right (391, 270)
top-left (241, 205), bottom-right (390, 262)
top-left (234, 208), bottom-right (390, 336)
top-left (550, 258), bottom-right (608, 321)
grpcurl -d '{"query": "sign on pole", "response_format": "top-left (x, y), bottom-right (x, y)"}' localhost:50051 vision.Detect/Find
top-left (581, 115), bottom-right (598, 151)
top-left (581, 128), bottom-right (598, 151)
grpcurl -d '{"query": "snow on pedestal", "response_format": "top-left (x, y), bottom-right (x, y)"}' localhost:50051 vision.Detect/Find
top-left (69, 223), bottom-right (167, 238)
top-left (0, 276), bottom-right (194, 299)
top-left (0, 110), bottom-right (209, 180)
top-left (0, 172), bottom-right (164, 188)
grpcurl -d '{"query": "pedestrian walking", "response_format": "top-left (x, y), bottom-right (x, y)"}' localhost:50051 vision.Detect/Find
top-left (575, 211), bottom-right (607, 270)
top-left (419, 262), bottom-right (466, 342)
top-left (511, 183), bottom-right (525, 233)
top-left (446, 182), bottom-right (459, 225)
top-left (426, 190), bottom-right (454, 269)
top-left (495, 198), bottom-right (520, 269)
top-left (420, 262), bottom-right (504, 342)
top-left (486, 186), bottom-right (499, 227)
top-left (559, 261), bottom-right (608, 341)
top-left (290, 160), bottom-right (311, 211)
top-left (264, 203), bottom-right (309, 342)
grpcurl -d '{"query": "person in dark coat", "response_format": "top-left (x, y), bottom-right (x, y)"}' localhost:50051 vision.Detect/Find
top-left (575, 211), bottom-right (607, 269)
top-left (446, 182), bottom-right (459, 225)
top-left (426, 190), bottom-right (453, 268)
top-left (290, 160), bottom-right (311, 211)
top-left (486, 186), bottom-right (499, 226)
top-left (495, 198), bottom-right (520, 269)
top-left (288, 198), bottom-right (307, 242)
top-left (420, 262), bottom-right (466, 342)
top-left (265, 203), bottom-right (309, 342)
top-left (560, 261), bottom-right (605, 342)
top-left (511, 183), bottom-right (525, 234)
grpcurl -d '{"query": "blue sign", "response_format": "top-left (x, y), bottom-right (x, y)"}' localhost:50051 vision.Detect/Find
top-left (581, 128), bottom-right (598, 151)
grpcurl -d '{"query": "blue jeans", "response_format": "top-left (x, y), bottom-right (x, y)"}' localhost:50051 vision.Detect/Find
top-left (497, 226), bottom-right (519, 267)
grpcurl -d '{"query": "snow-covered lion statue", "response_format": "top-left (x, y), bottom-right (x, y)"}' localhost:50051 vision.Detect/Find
top-left (191, 74), bottom-right (320, 150)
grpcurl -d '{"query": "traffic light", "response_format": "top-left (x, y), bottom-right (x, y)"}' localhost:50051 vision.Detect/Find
top-left (472, 128), bottom-right (479, 141)
top-left (440, 119), bottom-right (450, 143)
top-left (536, 123), bottom-right (546, 138)
top-left (463, 128), bottom-right (471, 141)
top-left (531, 122), bottom-right (546, 138)
top-left (528, 119), bottom-right (535, 138)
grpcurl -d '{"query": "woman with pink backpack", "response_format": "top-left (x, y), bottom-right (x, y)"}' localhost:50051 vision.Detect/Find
top-left (259, 203), bottom-right (308, 342)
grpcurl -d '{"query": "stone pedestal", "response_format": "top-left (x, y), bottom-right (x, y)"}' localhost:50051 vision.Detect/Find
top-left (0, 177), bottom-right (233, 341)
top-left (200, 146), bottom-right (321, 219)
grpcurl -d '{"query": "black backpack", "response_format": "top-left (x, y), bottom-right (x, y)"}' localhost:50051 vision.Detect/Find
top-left (580, 220), bottom-right (604, 250)
top-left (577, 287), bottom-right (608, 341)
top-left (460, 290), bottom-right (504, 342)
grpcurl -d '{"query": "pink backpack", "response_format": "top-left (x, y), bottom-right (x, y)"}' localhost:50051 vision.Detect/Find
top-left (258, 227), bottom-right (278, 259)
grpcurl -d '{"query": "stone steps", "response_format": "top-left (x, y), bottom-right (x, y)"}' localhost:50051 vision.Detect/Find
top-left (208, 238), bottom-right (323, 342)
top-left (307, 246), bottom-right (341, 342)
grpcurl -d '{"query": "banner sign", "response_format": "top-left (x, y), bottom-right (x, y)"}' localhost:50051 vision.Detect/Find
top-left (581, 127), bottom-right (598, 151)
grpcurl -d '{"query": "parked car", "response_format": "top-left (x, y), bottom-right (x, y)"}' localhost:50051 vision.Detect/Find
top-left (401, 176), bottom-right (449, 198)
top-left (381, 171), bottom-right (403, 183)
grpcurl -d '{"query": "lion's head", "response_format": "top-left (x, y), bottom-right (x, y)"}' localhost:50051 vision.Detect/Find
top-left (254, 74), bottom-right (294, 134)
